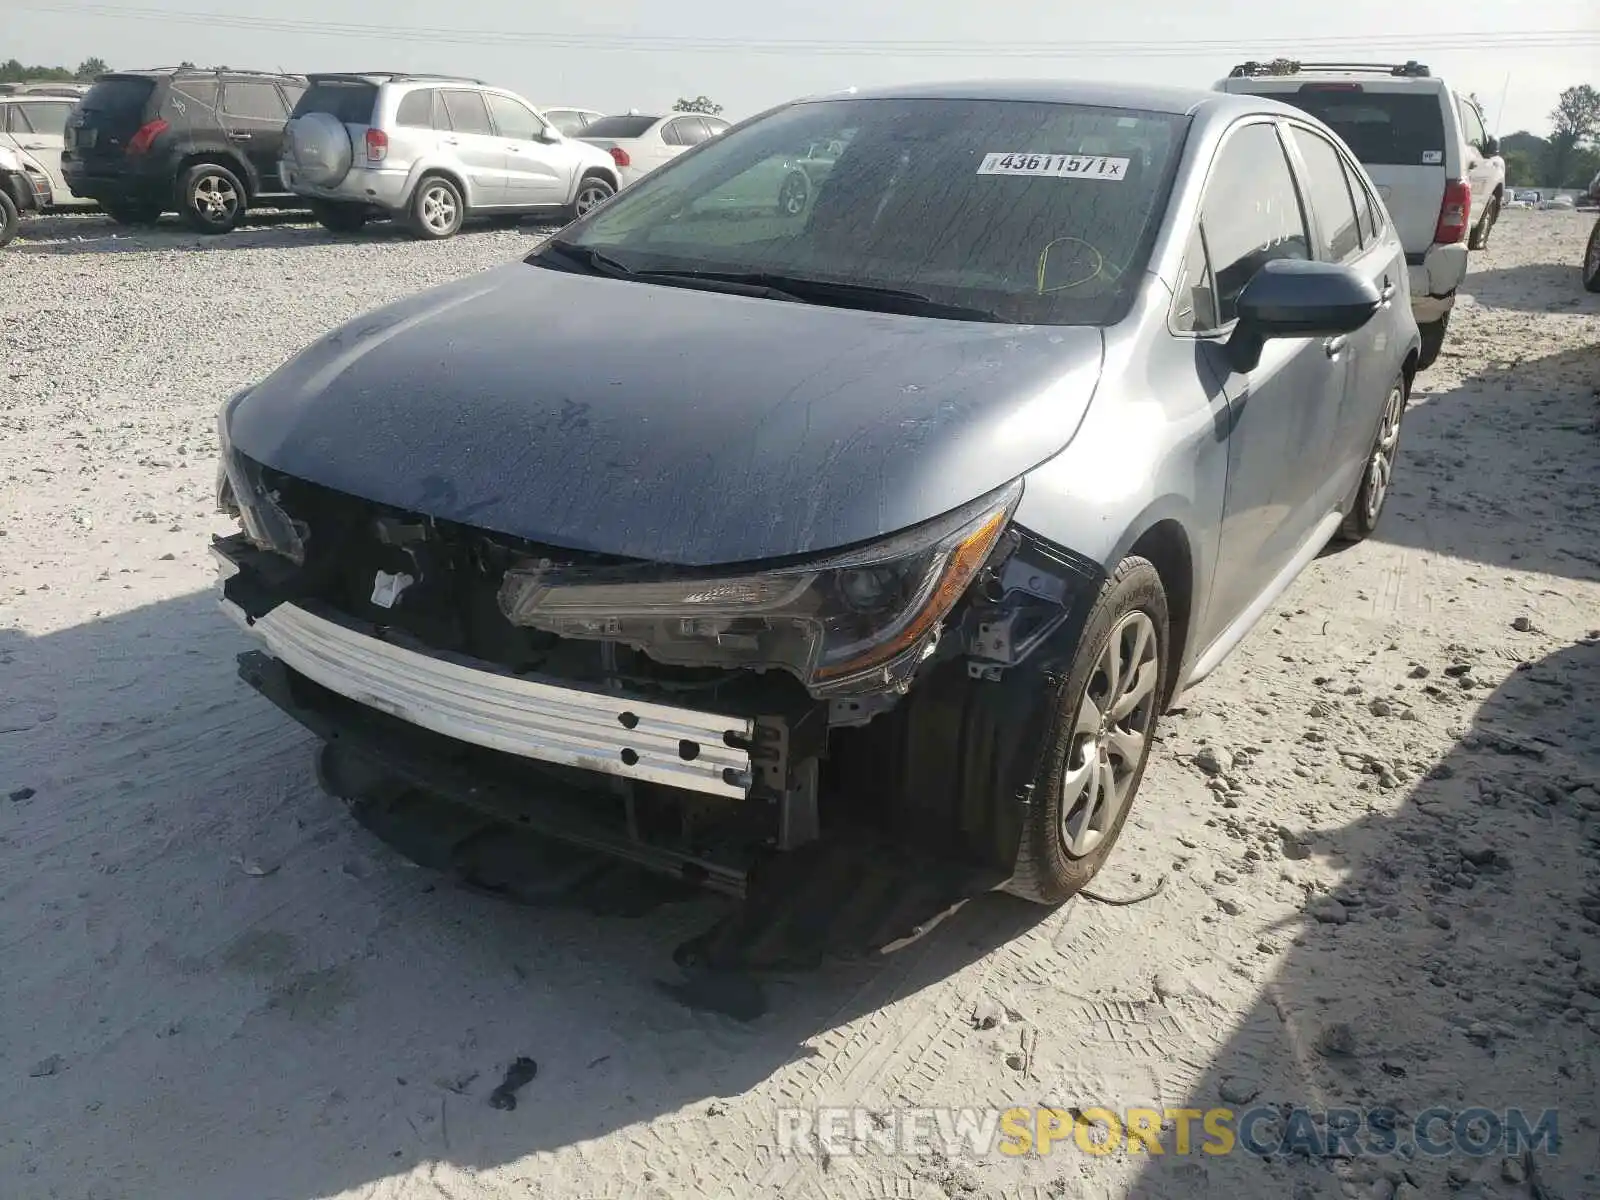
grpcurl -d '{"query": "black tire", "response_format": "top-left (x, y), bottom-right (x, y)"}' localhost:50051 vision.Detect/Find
top-left (1335, 373), bottom-right (1407, 544)
top-left (102, 200), bottom-right (162, 227)
top-left (407, 174), bottom-right (465, 240)
top-left (1416, 312), bottom-right (1449, 371)
top-left (1468, 194), bottom-right (1498, 250)
top-left (777, 169), bottom-right (810, 216)
top-left (566, 172), bottom-right (615, 223)
top-left (310, 200), bottom-right (369, 234)
top-left (1004, 557), bottom-right (1169, 905)
top-left (1584, 218), bottom-right (1600, 293)
top-left (178, 162), bottom-right (246, 234)
top-left (0, 188), bottom-right (18, 248)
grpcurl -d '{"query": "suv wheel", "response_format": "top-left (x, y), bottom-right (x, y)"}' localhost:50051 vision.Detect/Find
top-left (408, 175), bottom-right (464, 240)
top-left (1468, 194), bottom-right (1499, 250)
top-left (1004, 557), bottom-right (1168, 905)
top-left (179, 163), bottom-right (245, 234)
top-left (1584, 218), bottom-right (1600, 293)
top-left (310, 200), bottom-right (369, 235)
top-left (102, 200), bottom-right (162, 227)
top-left (568, 174), bottom-right (615, 221)
top-left (0, 188), bottom-right (18, 248)
top-left (778, 169), bottom-right (810, 216)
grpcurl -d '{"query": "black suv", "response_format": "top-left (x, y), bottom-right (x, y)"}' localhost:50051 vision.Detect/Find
top-left (62, 67), bottom-right (307, 233)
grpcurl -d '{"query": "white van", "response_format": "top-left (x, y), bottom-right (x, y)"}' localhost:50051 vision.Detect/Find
top-left (1217, 60), bottom-right (1505, 369)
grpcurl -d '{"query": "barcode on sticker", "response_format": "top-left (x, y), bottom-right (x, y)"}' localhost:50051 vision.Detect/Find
top-left (977, 153), bottom-right (1130, 179)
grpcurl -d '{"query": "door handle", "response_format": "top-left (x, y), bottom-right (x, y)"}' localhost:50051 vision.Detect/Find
top-left (1379, 279), bottom-right (1396, 304)
top-left (441, 136), bottom-right (459, 145)
top-left (228, 132), bottom-right (253, 141)
top-left (20, 141), bottom-right (48, 150)
top-left (1323, 335), bottom-right (1347, 358)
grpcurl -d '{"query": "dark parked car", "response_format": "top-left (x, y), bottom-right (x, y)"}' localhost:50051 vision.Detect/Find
top-left (215, 81), bottom-right (1420, 910)
top-left (62, 67), bottom-right (307, 233)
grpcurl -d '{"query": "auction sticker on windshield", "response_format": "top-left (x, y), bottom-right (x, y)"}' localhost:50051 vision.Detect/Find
top-left (977, 153), bottom-right (1130, 179)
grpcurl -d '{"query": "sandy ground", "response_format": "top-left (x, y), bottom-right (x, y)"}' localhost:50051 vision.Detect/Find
top-left (2, 208), bottom-right (1598, 1200)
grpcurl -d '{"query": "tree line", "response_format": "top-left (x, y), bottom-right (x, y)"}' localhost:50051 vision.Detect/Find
top-left (1493, 85), bottom-right (1598, 191)
top-left (1, 57), bottom-right (108, 83)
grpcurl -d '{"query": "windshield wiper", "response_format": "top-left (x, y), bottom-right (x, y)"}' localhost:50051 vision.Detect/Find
top-left (535, 240), bottom-right (636, 278)
top-left (632, 270), bottom-right (1003, 321)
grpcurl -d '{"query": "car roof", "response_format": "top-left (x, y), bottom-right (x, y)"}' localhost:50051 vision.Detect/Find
top-left (808, 78), bottom-right (1266, 117)
top-left (97, 68), bottom-right (304, 82)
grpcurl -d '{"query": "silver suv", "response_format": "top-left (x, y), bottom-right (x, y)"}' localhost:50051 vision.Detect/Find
top-left (281, 73), bottom-right (620, 239)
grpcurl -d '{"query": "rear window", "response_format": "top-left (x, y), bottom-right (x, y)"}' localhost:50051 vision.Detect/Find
top-left (580, 115), bottom-right (659, 139)
top-left (1268, 88), bottom-right (1446, 167)
top-left (292, 80), bottom-right (378, 125)
top-left (80, 76), bottom-right (155, 117)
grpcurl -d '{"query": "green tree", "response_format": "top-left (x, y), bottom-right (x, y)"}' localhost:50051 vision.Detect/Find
top-left (673, 95), bottom-right (724, 116)
top-left (1501, 148), bottom-right (1536, 188)
top-left (1545, 84), bottom-right (1600, 191)
top-left (74, 57), bottom-right (108, 80)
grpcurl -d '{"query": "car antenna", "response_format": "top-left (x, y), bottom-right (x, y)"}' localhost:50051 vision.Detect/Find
top-left (1493, 72), bottom-right (1510, 137)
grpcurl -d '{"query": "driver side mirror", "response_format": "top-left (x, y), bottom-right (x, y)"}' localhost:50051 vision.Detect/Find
top-left (1225, 258), bottom-right (1382, 373)
top-left (1481, 135), bottom-right (1499, 157)
top-left (536, 126), bottom-right (562, 143)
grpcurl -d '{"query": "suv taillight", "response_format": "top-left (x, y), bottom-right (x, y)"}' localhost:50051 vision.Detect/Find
top-left (365, 127), bottom-right (388, 163)
top-left (1435, 178), bottom-right (1470, 244)
top-left (608, 145), bottom-right (631, 169)
top-left (126, 119), bottom-right (168, 156)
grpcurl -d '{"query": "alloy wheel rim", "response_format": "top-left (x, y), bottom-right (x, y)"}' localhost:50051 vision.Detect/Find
top-left (1060, 610), bottom-right (1160, 859)
top-left (422, 185), bottom-right (457, 233)
top-left (576, 183), bottom-right (610, 215)
top-left (1365, 383), bottom-right (1405, 523)
top-left (194, 174), bottom-right (238, 223)
top-left (780, 176), bottom-right (808, 215)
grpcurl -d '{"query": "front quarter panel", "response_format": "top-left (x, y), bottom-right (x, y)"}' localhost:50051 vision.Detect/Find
top-left (1013, 278), bottom-right (1229, 680)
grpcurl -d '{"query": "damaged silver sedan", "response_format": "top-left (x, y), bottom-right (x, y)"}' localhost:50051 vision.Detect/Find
top-left (215, 80), bottom-right (1418, 907)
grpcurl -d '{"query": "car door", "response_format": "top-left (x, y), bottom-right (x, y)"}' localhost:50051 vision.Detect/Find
top-left (7, 100), bottom-right (76, 202)
top-left (1456, 96), bottom-right (1496, 218)
top-left (439, 89), bottom-right (507, 207)
top-left (1187, 120), bottom-right (1344, 637)
top-left (484, 92), bottom-right (569, 207)
top-left (1284, 122), bottom-right (1402, 511)
top-left (219, 78), bottom-right (291, 192)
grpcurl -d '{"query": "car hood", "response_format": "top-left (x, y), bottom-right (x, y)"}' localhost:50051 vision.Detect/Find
top-left (228, 262), bottom-right (1105, 565)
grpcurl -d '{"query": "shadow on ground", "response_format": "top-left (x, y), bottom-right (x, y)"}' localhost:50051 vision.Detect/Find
top-left (0, 589), bottom-right (1048, 1198)
top-left (1373, 342), bottom-right (1600, 581)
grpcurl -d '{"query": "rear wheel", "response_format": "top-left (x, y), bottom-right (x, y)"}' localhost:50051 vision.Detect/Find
top-left (0, 189), bottom-right (18, 248)
top-left (1584, 218), bottom-right (1600, 293)
top-left (407, 174), bottom-right (464, 239)
top-left (1004, 557), bottom-right (1168, 905)
top-left (1417, 312), bottom-right (1449, 371)
top-left (310, 200), bottom-right (369, 234)
top-left (179, 162), bottom-right (246, 234)
top-left (1468, 194), bottom-right (1499, 250)
top-left (1336, 373), bottom-right (1407, 544)
top-left (102, 200), bottom-right (162, 226)
top-left (777, 169), bottom-right (810, 216)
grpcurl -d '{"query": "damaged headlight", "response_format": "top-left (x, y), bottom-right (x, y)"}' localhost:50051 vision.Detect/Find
top-left (215, 389), bottom-right (306, 565)
top-left (499, 481), bottom-right (1022, 697)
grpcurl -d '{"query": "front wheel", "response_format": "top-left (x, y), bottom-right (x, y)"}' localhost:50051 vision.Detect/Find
top-left (1004, 557), bottom-right (1169, 905)
top-left (1584, 218), bottom-right (1600, 293)
top-left (567, 173), bottom-right (615, 222)
top-left (777, 169), bottom-right (810, 216)
top-left (179, 163), bottom-right (246, 234)
top-left (407, 174), bottom-right (464, 239)
top-left (0, 188), bottom-right (18, 248)
top-left (1336, 374), bottom-right (1407, 543)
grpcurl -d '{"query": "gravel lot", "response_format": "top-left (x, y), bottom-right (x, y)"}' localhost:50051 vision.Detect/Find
top-left (2, 207), bottom-right (1598, 1200)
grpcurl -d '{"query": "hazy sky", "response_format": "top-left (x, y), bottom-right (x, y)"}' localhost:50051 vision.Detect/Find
top-left (10, 0), bottom-right (1598, 136)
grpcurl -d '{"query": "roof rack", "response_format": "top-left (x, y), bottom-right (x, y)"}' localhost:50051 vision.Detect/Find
top-left (1228, 59), bottom-right (1430, 79)
top-left (315, 71), bottom-right (489, 85)
top-left (132, 66), bottom-right (302, 78)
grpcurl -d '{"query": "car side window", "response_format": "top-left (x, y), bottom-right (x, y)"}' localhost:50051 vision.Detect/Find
top-left (164, 79), bottom-right (219, 121)
top-left (665, 117), bottom-right (709, 146)
top-left (545, 109), bottom-right (584, 136)
top-left (222, 80), bottom-right (288, 123)
top-left (280, 81), bottom-right (307, 112)
top-left (395, 89), bottom-right (434, 128)
top-left (1201, 122), bottom-right (1311, 324)
top-left (6, 105), bottom-right (31, 134)
top-left (1289, 127), bottom-right (1362, 262)
top-left (704, 118), bottom-right (729, 137)
top-left (1172, 222), bottom-right (1217, 333)
top-left (442, 90), bottom-right (493, 136)
top-left (1341, 156), bottom-right (1380, 245)
top-left (1458, 99), bottom-right (1487, 150)
top-left (17, 102), bottom-right (70, 136)
top-left (486, 94), bottom-right (542, 141)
